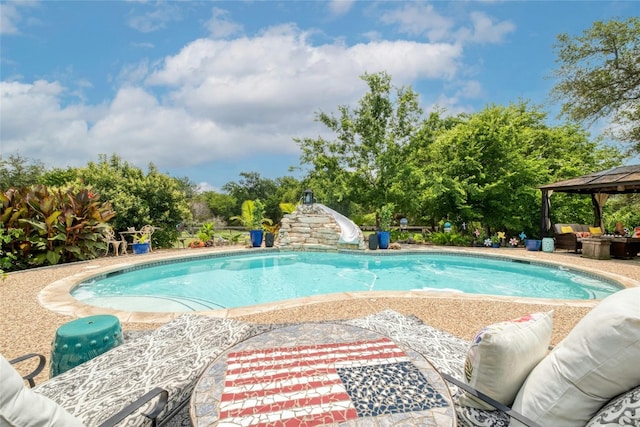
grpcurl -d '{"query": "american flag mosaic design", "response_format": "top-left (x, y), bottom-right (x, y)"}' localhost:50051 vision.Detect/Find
top-left (217, 337), bottom-right (449, 426)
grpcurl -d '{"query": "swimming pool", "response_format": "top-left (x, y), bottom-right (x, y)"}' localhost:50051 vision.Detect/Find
top-left (71, 251), bottom-right (622, 312)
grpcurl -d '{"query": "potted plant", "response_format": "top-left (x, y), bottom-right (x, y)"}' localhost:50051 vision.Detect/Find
top-left (231, 199), bottom-right (272, 248)
top-left (197, 222), bottom-right (216, 247)
top-left (132, 233), bottom-right (150, 254)
top-left (490, 234), bottom-right (501, 248)
top-left (473, 228), bottom-right (488, 247)
top-left (263, 223), bottom-right (279, 248)
top-left (377, 203), bottom-right (395, 250)
top-left (525, 238), bottom-right (542, 251)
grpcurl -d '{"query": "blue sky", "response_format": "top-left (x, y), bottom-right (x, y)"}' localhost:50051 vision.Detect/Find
top-left (1, 1), bottom-right (638, 191)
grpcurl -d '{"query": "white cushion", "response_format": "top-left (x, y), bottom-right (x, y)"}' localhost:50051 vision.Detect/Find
top-left (458, 311), bottom-right (553, 409)
top-left (0, 354), bottom-right (83, 426)
top-left (512, 287), bottom-right (640, 427)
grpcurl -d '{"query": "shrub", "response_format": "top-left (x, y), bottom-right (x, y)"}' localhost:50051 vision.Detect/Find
top-left (428, 231), bottom-right (472, 246)
top-left (0, 185), bottom-right (115, 271)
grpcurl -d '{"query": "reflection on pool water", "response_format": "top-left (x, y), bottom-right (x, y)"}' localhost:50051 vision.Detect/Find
top-left (72, 251), bottom-right (622, 312)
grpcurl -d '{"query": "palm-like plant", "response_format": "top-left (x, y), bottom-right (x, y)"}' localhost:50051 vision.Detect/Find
top-left (231, 199), bottom-right (272, 230)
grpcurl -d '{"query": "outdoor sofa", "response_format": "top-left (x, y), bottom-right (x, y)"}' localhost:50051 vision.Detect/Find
top-left (2, 287), bottom-right (639, 426)
top-left (553, 223), bottom-right (604, 252)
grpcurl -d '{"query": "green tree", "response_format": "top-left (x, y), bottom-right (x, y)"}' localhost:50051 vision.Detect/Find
top-left (40, 167), bottom-right (79, 187)
top-left (222, 172), bottom-right (277, 203)
top-left (222, 172), bottom-right (299, 223)
top-left (0, 154), bottom-right (45, 189)
top-left (399, 110), bottom-right (463, 226)
top-left (603, 194), bottom-right (640, 232)
top-left (173, 175), bottom-right (198, 199)
top-left (423, 102), bottom-right (622, 237)
top-left (551, 17), bottom-right (640, 153)
top-left (295, 71), bottom-right (422, 222)
top-left (78, 154), bottom-right (191, 247)
top-left (200, 191), bottom-right (237, 221)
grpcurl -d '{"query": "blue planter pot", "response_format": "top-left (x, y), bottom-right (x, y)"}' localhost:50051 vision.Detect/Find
top-left (249, 230), bottom-right (263, 248)
top-left (525, 239), bottom-right (541, 251)
top-left (132, 242), bottom-right (150, 254)
top-left (378, 231), bottom-right (391, 249)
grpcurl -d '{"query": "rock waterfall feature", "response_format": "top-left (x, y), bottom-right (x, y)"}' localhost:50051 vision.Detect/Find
top-left (278, 204), bottom-right (365, 250)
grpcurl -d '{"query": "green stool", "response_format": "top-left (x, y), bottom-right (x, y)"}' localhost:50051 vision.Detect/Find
top-left (50, 315), bottom-right (123, 377)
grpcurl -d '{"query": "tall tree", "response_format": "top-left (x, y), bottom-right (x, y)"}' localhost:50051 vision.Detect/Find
top-left (295, 71), bottom-right (422, 221)
top-left (0, 154), bottom-right (45, 189)
top-left (551, 17), bottom-right (640, 154)
top-left (222, 172), bottom-right (282, 221)
top-left (424, 102), bottom-right (622, 237)
top-left (198, 191), bottom-right (237, 222)
top-left (78, 154), bottom-right (192, 247)
top-left (222, 172), bottom-right (277, 204)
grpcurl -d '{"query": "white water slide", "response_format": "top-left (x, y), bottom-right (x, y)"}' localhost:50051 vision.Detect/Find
top-left (316, 204), bottom-right (362, 244)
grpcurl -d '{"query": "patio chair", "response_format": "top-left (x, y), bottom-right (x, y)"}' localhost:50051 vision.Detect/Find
top-left (344, 289), bottom-right (640, 427)
top-left (4, 315), bottom-right (263, 427)
top-left (140, 224), bottom-right (155, 251)
top-left (102, 227), bottom-right (126, 256)
top-left (2, 353), bottom-right (168, 427)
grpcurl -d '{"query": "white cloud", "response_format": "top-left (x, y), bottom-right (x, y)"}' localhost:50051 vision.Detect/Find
top-left (454, 80), bottom-right (484, 99)
top-left (117, 59), bottom-right (151, 85)
top-left (205, 7), bottom-right (243, 38)
top-left (0, 1), bottom-right (38, 35)
top-left (380, 4), bottom-right (515, 45)
top-left (1, 25), bottom-right (463, 172)
top-left (380, 3), bottom-right (454, 42)
top-left (196, 181), bottom-right (218, 193)
top-left (0, 80), bottom-right (94, 165)
top-left (127, 3), bottom-right (183, 33)
top-left (328, 0), bottom-right (355, 17)
top-left (456, 12), bottom-right (515, 44)
top-left (147, 24), bottom-right (460, 89)
top-left (0, 3), bottom-right (21, 34)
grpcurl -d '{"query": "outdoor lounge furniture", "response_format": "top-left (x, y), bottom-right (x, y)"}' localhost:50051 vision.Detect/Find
top-left (553, 223), bottom-right (598, 252)
top-left (343, 294), bottom-right (640, 427)
top-left (102, 227), bottom-right (126, 256)
top-left (3, 315), bottom-right (269, 426)
top-left (3, 289), bottom-right (639, 426)
top-left (3, 353), bottom-right (168, 427)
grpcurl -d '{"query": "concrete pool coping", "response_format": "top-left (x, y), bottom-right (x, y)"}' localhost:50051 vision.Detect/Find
top-left (38, 246), bottom-right (640, 324)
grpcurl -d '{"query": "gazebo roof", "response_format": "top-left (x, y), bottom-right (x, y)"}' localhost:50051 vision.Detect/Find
top-left (539, 164), bottom-right (640, 194)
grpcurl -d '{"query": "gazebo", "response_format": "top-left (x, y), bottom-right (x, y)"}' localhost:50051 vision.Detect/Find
top-left (538, 164), bottom-right (640, 237)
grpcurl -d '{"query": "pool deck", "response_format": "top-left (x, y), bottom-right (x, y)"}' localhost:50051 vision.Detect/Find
top-left (2, 245), bottom-right (639, 386)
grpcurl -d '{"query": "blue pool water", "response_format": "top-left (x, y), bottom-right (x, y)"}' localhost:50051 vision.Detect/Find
top-left (72, 251), bottom-right (621, 312)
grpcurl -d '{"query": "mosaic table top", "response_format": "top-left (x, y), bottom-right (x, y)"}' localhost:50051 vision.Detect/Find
top-left (190, 322), bottom-right (456, 426)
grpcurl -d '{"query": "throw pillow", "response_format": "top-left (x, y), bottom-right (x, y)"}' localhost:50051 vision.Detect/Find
top-left (584, 385), bottom-right (640, 427)
top-left (561, 225), bottom-right (574, 233)
top-left (458, 311), bottom-right (554, 410)
top-left (511, 287), bottom-right (640, 427)
top-left (0, 354), bottom-right (83, 426)
top-left (589, 226), bottom-right (603, 235)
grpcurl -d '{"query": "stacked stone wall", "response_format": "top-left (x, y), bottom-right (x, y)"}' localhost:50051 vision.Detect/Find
top-left (277, 205), bottom-right (365, 250)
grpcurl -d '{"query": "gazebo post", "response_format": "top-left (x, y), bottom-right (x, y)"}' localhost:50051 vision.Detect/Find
top-left (540, 189), bottom-right (551, 238)
top-left (591, 193), bottom-right (609, 231)
top-left (591, 194), bottom-right (601, 229)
